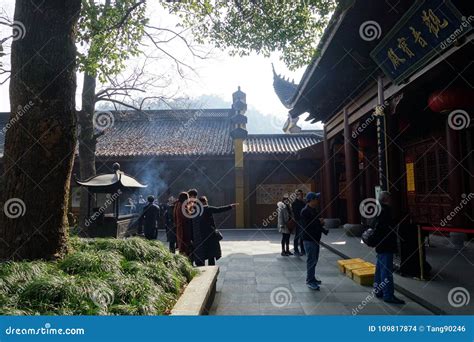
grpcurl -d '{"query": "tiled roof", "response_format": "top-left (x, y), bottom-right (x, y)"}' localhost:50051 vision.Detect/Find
top-left (244, 134), bottom-right (322, 154)
top-left (272, 64), bottom-right (299, 109)
top-left (96, 109), bottom-right (234, 157)
top-left (0, 110), bottom-right (323, 160)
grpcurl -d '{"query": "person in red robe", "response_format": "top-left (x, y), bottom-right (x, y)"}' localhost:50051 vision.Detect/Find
top-left (174, 192), bottom-right (193, 258)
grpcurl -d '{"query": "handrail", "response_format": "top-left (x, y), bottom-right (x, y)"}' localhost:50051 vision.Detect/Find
top-left (420, 226), bottom-right (473, 234)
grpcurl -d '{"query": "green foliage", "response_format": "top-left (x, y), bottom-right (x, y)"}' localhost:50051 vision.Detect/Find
top-left (165, 0), bottom-right (337, 70)
top-left (77, 0), bottom-right (148, 81)
top-left (0, 237), bottom-right (196, 315)
top-left (59, 250), bottom-right (123, 275)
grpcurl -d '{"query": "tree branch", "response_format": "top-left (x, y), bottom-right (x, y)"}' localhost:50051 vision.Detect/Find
top-left (106, 0), bottom-right (146, 31)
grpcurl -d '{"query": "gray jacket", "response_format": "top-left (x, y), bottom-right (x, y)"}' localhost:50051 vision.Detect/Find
top-left (277, 201), bottom-right (291, 234)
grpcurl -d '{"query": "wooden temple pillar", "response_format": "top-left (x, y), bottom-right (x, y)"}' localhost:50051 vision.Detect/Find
top-left (343, 108), bottom-right (361, 224)
top-left (446, 121), bottom-right (463, 226)
top-left (323, 125), bottom-right (337, 219)
top-left (386, 95), bottom-right (404, 220)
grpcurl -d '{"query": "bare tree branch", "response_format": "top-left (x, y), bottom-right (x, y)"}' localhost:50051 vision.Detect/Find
top-left (145, 24), bottom-right (211, 60)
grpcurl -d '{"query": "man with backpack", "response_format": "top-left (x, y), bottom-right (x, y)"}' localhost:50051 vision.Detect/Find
top-left (372, 191), bottom-right (405, 304)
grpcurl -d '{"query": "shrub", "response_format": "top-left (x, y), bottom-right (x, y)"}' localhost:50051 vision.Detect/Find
top-left (0, 237), bottom-right (196, 316)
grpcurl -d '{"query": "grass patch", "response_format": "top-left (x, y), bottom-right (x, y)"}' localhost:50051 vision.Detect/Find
top-left (0, 237), bottom-right (197, 315)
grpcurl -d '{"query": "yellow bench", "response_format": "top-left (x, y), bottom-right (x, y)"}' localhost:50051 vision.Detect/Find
top-left (337, 258), bottom-right (365, 273)
top-left (345, 262), bottom-right (375, 278)
top-left (353, 267), bottom-right (376, 286)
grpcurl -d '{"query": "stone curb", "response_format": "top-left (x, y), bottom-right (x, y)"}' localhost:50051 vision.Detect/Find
top-left (171, 266), bottom-right (219, 316)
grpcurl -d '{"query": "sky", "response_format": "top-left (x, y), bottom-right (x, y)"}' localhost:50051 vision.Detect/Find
top-left (0, 1), bottom-right (318, 130)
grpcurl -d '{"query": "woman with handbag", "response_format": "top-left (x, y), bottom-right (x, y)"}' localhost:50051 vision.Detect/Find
top-left (194, 196), bottom-right (238, 266)
top-left (278, 195), bottom-right (295, 256)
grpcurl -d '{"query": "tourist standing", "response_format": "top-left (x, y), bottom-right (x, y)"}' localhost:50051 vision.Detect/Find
top-left (174, 192), bottom-right (193, 258)
top-left (292, 189), bottom-right (306, 256)
top-left (165, 196), bottom-right (177, 253)
top-left (278, 195), bottom-right (293, 256)
top-left (194, 196), bottom-right (238, 266)
top-left (301, 192), bottom-right (328, 290)
top-left (138, 195), bottom-right (160, 240)
top-left (373, 191), bottom-right (405, 304)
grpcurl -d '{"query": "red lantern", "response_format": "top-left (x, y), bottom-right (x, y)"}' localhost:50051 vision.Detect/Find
top-left (428, 88), bottom-right (474, 113)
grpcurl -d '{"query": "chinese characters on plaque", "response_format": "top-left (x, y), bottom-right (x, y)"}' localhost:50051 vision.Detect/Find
top-left (371, 0), bottom-right (472, 84)
top-left (256, 184), bottom-right (312, 205)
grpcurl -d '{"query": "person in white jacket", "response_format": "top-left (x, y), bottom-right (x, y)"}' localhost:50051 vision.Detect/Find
top-left (277, 195), bottom-right (293, 256)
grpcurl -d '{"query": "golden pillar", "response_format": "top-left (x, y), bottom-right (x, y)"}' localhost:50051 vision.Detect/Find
top-left (234, 138), bottom-right (245, 227)
top-left (231, 87), bottom-right (247, 228)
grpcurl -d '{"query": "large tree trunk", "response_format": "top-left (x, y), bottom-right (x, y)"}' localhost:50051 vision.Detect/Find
top-left (77, 72), bottom-right (97, 230)
top-left (0, 0), bottom-right (81, 261)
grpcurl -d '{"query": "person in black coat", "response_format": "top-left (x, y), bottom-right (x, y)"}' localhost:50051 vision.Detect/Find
top-left (193, 196), bottom-right (237, 266)
top-left (291, 189), bottom-right (306, 256)
top-left (164, 196), bottom-right (176, 253)
top-left (301, 192), bottom-right (328, 290)
top-left (373, 191), bottom-right (405, 304)
top-left (138, 195), bottom-right (160, 240)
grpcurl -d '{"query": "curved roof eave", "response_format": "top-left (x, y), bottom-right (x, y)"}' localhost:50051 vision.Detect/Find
top-left (288, 3), bottom-right (351, 116)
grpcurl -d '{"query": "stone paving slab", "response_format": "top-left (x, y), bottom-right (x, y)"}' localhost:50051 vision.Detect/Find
top-left (321, 228), bottom-right (474, 314)
top-left (206, 230), bottom-right (433, 316)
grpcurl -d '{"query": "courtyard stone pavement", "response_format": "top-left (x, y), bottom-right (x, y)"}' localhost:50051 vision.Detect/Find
top-left (207, 230), bottom-right (433, 316)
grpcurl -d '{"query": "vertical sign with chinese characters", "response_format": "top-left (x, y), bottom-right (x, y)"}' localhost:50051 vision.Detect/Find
top-left (370, 0), bottom-right (472, 84)
top-left (376, 113), bottom-right (388, 190)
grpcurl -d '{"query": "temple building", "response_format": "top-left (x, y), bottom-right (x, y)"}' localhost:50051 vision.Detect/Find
top-left (273, 0), bottom-right (473, 314)
top-left (0, 87), bottom-right (323, 229)
top-left (273, 0), bottom-right (473, 231)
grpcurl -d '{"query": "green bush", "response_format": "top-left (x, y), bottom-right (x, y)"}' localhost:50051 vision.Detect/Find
top-left (0, 237), bottom-right (197, 316)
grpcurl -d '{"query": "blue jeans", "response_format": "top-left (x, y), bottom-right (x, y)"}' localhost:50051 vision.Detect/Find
top-left (303, 241), bottom-right (320, 284)
top-left (374, 252), bottom-right (395, 300)
top-left (293, 220), bottom-right (305, 253)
